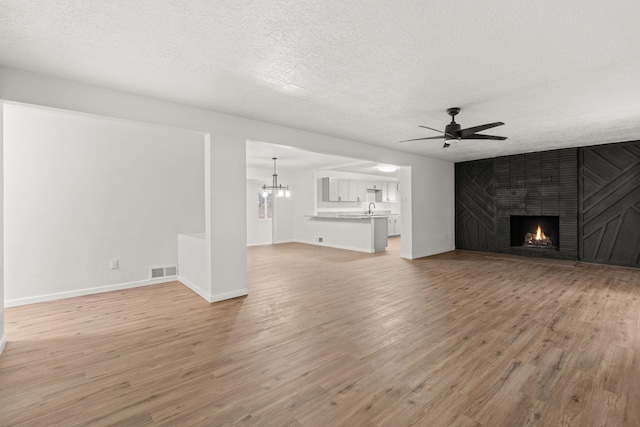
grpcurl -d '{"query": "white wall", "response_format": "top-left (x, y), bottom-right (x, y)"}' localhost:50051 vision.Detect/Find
top-left (0, 104), bottom-right (5, 354)
top-left (272, 169), bottom-right (294, 243)
top-left (208, 134), bottom-right (247, 300)
top-left (246, 180), bottom-right (272, 246)
top-left (246, 167), bottom-right (294, 245)
top-left (178, 233), bottom-right (210, 299)
top-left (292, 169), bottom-right (320, 245)
top-left (0, 67), bottom-right (455, 341)
top-left (408, 159), bottom-right (455, 258)
top-left (4, 104), bottom-right (205, 305)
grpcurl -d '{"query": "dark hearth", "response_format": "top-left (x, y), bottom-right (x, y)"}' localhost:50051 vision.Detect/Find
top-left (510, 215), bottom-right (559, 249)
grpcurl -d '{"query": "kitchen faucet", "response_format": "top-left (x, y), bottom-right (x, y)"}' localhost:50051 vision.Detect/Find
top-left (367, 202), bottom-right (376, 215)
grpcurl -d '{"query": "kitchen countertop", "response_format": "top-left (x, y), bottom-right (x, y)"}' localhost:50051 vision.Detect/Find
top-left (304, 214), bottom-right (390, 219)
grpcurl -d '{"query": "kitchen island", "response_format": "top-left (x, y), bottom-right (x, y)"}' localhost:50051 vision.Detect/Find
top-left (303, 213), bottom-right (388, 253)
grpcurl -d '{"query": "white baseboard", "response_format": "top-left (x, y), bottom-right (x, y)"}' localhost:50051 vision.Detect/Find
top-left (247, 240), bottom-right (295, 247)
top-left (209, 288), bottom-right (248, 303)
top-left (5, 276), bottom-right (178, 307)
top-left (294, 239), bottom-right (374, 253)
top-left (0, 335), bottom-right (7, 356)
top-left (402, 248), bottom-right (455, 260)
top-left (178, 276), bottom-right (248, 303)
top-left (177, 276), bottom-right (210, 301)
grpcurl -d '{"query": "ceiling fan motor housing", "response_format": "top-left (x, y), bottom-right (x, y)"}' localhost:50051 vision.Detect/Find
top-left (445, 122), bottom-right (461, 138)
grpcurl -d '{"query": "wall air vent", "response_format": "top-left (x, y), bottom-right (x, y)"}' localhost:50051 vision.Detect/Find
top-left (150, 266), bottom-right (178, 279)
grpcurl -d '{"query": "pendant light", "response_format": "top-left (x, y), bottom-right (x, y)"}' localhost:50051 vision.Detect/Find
top-left (261, 157), bottom-right (291, 198)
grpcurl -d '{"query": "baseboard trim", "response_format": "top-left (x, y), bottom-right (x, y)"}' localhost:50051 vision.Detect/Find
top-left (294, 239), bottom-right (374, 253)
top-left (247, 240), bottom-right (296, 247)
top-left (209, 288), bottom-right (249, 303)
top-left (403, 248), bottom-right (455, 259)
top-left (5, 276), bottom-right (178, 307)
top-left (0, 335), bottom-right (7, 356)
top-left (177, 276), bottom-right (210, 301)
top-left (177, 277), bottom-right (248, 303)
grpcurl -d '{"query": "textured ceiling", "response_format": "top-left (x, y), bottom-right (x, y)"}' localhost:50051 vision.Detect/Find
top-left (2, 1), bottom-right (640, 162)
top-left (246, 140), bottom-right (399, 178)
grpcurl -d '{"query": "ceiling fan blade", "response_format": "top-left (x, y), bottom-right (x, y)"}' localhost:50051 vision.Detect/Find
top-left (458, 122), bottom-right (504, 138)
top-left (419, 126), bottom-right (456, 139)
top-left (418, 125), bottom-right (444, 134)
top-left (398, 136), bottom-right (445, 143)
top-left (460, 133), bottom-right (507, 140)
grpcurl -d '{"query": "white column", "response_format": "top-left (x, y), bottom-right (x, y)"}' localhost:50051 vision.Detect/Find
top-left (399, 166), bottom-right (413, 259)
top-left (205, 133), bottom-right (248, 302)
top-left (0, 103), bottom-right (6, 355)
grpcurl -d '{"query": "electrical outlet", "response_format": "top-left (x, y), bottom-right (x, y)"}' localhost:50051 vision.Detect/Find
top-left (110, 259), bottom-right (119, 269)
top-left (318, 237), bottom-right (323, 243)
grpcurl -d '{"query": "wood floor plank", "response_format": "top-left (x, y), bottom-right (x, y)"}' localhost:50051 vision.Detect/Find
top-left (1, 238), bottom-right (639, 426)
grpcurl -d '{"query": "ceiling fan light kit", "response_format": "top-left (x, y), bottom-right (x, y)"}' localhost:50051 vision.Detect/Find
top-left (400, 107), bottom-right (507, 148)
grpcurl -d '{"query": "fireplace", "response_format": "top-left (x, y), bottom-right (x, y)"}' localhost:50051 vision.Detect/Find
top-left (510, 215), bottom-right (559, 250)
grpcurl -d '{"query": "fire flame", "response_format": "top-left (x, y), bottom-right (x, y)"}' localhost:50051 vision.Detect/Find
top-left (535, 225), bottom-right (545, 240)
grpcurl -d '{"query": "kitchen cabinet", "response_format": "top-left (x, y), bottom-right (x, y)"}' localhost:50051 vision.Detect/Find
top-left (337, 179), bottom-right (350, 201)
top-left (382, 182), bottom-right (398, 202)
top-left (387, 215), bottom-right (401, 236)
top-left (349, 180), bottom-right (367, 202)
top-left (367, 181), bottom-right (383, 190)
top-left (320, 177), bottom-right (339, 201)
top-left (322, 178), bottom-right (399, 203)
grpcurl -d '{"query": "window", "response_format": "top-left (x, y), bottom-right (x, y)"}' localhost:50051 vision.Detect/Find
top-left (258, 191), bottom-right (273, 219)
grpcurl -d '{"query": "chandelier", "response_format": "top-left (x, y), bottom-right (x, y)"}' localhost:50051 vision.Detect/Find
top-left (261, 157), bottom-right (291, 198)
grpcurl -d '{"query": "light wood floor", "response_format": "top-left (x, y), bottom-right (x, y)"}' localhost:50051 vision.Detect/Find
top-left (1, 238), bottom-right (640, 426)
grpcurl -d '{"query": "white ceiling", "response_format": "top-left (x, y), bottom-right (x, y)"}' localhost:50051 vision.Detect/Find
top-left (2, 1), bottom-right (640, 162)
top-left (246, 140), bottom-right (400, 178)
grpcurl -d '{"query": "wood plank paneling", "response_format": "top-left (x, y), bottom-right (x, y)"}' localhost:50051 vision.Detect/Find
top-left (558, 148), bottom-right (579, 260)
top-left (510, 154), bottom-right (526, 214)
top-left (495, 157), bottom-right (511, 250)
top-left (455, 160), bottom-right (496, 251)
top-left (541, 150), bottom-right (559, 216)
top-left (579, 140), bottom-right (640, 267)
top-left (456, 148), bottom-right (578, 261)
top-left (456, 142), bottom-right (640, 268)
top-left (525, 152), bottom-right (542, 215)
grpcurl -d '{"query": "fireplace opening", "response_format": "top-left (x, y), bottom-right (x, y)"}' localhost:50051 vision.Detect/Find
top-left (510, 215), bottom-right (559, 249)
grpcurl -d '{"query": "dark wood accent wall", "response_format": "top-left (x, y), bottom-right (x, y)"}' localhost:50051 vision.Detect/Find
top-left (455, 159), bottom-right (496, 251)
top-left (456, 142), bottom-right (640, 267)
top-left (579, 141), bottom-right (640, 267)
top-left (456, 147), bottom-right (578, 261)
top-left (496, 149), bottom-right (578, 260)
top-left (558, 149), bottom-right (579, 260)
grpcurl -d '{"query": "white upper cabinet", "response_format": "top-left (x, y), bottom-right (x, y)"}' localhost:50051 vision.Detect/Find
top-left (366, 181), bottom-right (383, 190)
top-left (337, 179), bottom-right (350, 201)
top-left (349, 180), bottom-right (367, 202)
top-left (320, 177), bottom-right (339, 201)
top-left (321, 177), bottom-right (398, 203)
top-left (382, 182), bottom-right (398, 202)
